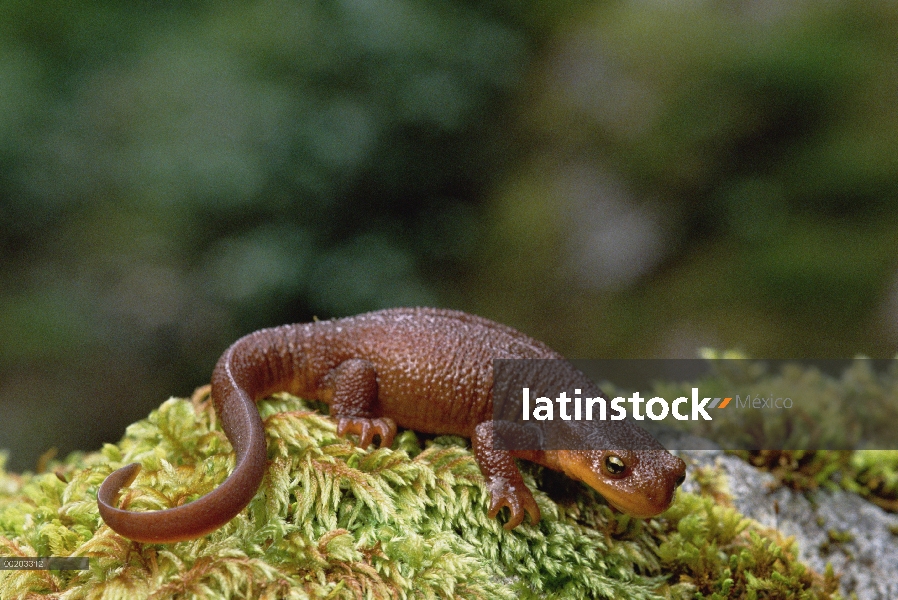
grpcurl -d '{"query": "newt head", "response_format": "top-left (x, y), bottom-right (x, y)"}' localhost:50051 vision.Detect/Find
top-left (558, 448), bottom-right (686, 518)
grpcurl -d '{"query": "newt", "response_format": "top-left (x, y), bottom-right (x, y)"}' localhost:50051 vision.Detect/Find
top-left (98, 307), bottom-right (686, 543)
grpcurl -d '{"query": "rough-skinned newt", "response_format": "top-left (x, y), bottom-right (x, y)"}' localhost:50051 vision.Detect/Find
top-left (98, 307), bottom-right (686, 543)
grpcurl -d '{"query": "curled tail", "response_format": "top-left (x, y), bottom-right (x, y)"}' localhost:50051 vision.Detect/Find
top-left (97, 329), bottom-right (295, 543)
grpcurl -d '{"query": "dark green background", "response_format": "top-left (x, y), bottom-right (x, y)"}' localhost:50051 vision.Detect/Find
top-left (2, 0), bottom-right (897, 470)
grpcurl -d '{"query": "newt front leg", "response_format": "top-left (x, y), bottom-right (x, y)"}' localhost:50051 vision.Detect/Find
top-left (472, 421), bottom-right (541, 529)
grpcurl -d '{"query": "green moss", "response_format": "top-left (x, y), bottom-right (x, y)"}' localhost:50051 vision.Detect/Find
top-left (731, 449), bottom-right (898, 515)
top-left (658, 494), bottom-right (840, 599)
top-left (818, 529), bottom-right (855, 561)
top-left (733, 450), bottom-right (851, 495)
top-left (688, 464), bottom-right (732, 507)
top-left (843, 450), bottom-right (898, 512)
top-left (0, 394), bottom-right (840, 599)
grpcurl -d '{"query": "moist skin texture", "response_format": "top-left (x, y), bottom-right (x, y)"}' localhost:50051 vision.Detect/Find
top-left (98, 307), bottom-right (686, 543)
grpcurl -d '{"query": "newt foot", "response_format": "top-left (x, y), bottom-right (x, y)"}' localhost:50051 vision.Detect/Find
top-left (487, 479), bottom-right (541, 529)
top-left (336, 416), bottom-right (397, 448)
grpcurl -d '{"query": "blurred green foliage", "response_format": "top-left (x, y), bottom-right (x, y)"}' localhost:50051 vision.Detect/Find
top-left (477, 0), bottom-right (898, 358)
top-left (2, 0), bottom-right (898, 470)
top-left (0, 0), bottom-right (542, 470)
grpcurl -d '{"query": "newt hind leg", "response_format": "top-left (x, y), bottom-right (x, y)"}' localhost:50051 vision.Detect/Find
top-left (329, 358), bottom-right (396, 447)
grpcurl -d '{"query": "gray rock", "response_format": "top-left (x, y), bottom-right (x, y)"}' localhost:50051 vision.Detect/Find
top-left (678, 450), bottom-right (898, 600)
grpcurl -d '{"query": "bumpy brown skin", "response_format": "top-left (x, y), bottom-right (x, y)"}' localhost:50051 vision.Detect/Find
top-left (98, 308), bottom-right (686, 543)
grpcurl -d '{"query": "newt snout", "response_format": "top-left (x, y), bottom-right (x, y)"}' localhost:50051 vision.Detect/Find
top-left (559, 448), bottom-right (687, 518)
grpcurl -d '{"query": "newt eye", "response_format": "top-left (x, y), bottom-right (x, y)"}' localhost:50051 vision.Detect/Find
top-left (604, 455), bottom-right (626, 476)
top-left (675, 474), bottom-right (686, 487)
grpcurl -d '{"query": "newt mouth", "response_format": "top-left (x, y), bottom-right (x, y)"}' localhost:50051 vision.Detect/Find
top-left (600, 487), bottom-right (673, 518)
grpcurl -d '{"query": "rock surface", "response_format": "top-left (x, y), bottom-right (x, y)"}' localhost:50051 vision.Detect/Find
top-left (679, 450), bottom-right (898, 600)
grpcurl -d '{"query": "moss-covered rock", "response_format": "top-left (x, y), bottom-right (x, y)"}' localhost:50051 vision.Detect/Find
top-left (0, 393), bottom-right (840, 599)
